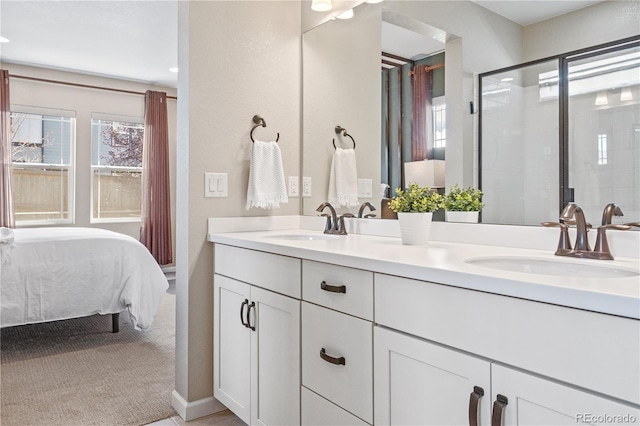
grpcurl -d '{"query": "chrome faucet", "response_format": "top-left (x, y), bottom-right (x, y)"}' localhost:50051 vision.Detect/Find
top-left (316, 202), bottom-right (338, 234)
top-left (357, 202), bottom-right (377, 218)
top-left (543, 202), bottom-right (631, 260)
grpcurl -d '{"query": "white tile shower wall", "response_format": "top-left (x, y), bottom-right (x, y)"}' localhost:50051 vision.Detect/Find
top-left (482, 78), bottom-right (526, 225)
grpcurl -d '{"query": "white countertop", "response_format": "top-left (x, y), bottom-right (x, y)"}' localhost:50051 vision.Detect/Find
top-left (208, 221), bottom-right (640, 320)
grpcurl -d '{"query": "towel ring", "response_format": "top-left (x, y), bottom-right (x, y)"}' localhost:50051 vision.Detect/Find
top-left (332, 125), bottom-right (356, 149)
top-left (250, 115), bottom-right (279, 143)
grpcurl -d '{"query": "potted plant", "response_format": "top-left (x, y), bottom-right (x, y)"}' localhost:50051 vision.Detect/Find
top-left (443, 184), bottom-right (483, 223)
top-left (388, 183), bottom-right (443, 245)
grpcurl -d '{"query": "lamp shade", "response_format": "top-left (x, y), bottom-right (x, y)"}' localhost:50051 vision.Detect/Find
top-left (404, 160), bottom-right (446, 188)
top-left (311, 0), bottom-right (332, 12)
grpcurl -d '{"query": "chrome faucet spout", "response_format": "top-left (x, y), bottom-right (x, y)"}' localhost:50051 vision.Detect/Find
top-left (601, 203), bottom-right (623, 226)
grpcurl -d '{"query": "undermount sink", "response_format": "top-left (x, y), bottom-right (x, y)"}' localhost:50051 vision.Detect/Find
top-left (465, 256), bottom-right (639, 278)
top-left (264, 233), bottom-right (341, 241)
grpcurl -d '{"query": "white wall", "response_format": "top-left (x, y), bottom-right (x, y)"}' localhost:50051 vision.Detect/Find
top-left (2, 63), bottom-right (177, 247)
top-left (175, 0), bottom-right (301, 415)
top-left (523, 0), bottom-right (640, 61)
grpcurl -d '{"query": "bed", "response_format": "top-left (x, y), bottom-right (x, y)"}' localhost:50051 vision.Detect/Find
top-left (0, 227), bottom-right (169, 332)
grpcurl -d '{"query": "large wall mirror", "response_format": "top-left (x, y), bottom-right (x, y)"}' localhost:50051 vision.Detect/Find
top-left (301, 0), bottom-right (640, 226)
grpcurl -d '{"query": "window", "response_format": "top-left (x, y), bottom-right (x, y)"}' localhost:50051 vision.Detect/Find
top-left (597, 134), bottom-right (608, 165)
top-left (91, 114), bottom-right (143, 221)
top-left (432, 96), bottom-right (446, 148)
top-left (11, 107), bottom-right (75, 224)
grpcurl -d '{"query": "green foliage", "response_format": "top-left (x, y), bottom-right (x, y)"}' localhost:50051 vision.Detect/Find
top-left (389, 183), bottom-right (443, 213)
top-left (443, 184), bottom-right (483, 211)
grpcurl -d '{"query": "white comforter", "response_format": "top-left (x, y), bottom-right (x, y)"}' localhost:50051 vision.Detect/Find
top-left (0, 227), bottom-right (168, 331)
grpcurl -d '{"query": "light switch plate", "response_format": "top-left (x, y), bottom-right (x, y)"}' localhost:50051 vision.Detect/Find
top-left (205, 173), bottom-right (228, 198)
top-left (302, 177), bottom-right (311, 197)
top-left (358, 178), bottom-right (373, 198)
top-left (288, 176), bottom-right (299, 197)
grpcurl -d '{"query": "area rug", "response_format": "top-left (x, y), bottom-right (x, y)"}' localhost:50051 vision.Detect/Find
top-left (0, 292), bottom-right (177, 426)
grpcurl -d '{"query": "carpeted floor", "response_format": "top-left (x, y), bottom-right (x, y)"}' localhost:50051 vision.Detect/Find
top-left (0, 291), bottom-right (177, 426)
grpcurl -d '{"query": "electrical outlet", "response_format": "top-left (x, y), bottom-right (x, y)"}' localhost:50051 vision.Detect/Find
top-left (302, 177), bottom-right (311, 197)
top-left (288, 176), bottom-right (299, 197)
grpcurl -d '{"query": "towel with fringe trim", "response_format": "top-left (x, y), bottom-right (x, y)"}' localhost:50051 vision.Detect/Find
top-left (328, 148), bottom-right (359, 208)
top-left (246, 140), bottom-right (288, 210)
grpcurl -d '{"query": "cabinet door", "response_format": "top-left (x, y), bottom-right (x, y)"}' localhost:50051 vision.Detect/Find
top-left (251, 286), bottom-right (301, 426)
top-left (374, 326), bottom-right (491, 426)
top-left (491, 364), bottom-right (640, 425)
top-left (213, 274), bottom-right (251, 424)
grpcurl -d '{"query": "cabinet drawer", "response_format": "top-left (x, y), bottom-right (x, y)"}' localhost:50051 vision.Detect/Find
top-left (302, 302), bottom-right (373, 423)
top-left (302, 386), bottom-right (369, 426)
top-left (302, 260), bottom-right (373, 320)
top-left (215, 244), bottom-right (301, 298)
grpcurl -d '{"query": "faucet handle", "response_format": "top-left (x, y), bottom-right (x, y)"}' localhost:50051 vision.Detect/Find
top-left (541, 221), bottom-right (572, 253)
top-left (319, 213), bottom-right (333, 233)
top-left (593, 224), bottom-right (632, 260)
top-left (624, 222), bottom-right (640, 228)
top-left (337, 213), bottom-right (354, 235)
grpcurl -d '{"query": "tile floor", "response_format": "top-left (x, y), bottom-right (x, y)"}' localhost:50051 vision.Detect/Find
top-left (146, 409), bottom-right (245, 426)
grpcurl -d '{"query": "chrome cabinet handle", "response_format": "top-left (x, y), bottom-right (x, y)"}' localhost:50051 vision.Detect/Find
top-left (247, 301), bottom-right (256, 331)
top-left (491, 394), bottom-right (508, 426)
top-left (320, 281), bottom-right (346, 294)
top-left (319, 348), bottom-right (346, 365)
top-left (240, 299), bottom-right (249, 328)
top-left (468, 386), bottom-right (484, 426)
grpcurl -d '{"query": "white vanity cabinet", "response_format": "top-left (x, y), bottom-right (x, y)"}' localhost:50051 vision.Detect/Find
top-left (374, 273), bottom-right (640, 425)
top-left (301, 260), bottom-right (374, 425)
top-left (213, 245), bottom-right (301, 426)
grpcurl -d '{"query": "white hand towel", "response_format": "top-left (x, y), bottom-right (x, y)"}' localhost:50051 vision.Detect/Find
top-left (328, 148), bottom-right (359, 208)
top-left (0, 227), bottom-right (16, 264)
top-left (246, 140), bottom-right (289, 210)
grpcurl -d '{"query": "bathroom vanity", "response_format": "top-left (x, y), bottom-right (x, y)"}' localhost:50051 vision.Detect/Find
top-left (208, 217), bottom-right (640, 426)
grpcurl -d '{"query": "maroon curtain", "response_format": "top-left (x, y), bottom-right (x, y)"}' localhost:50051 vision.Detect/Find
top-left (0, 70), bottom-right (15, 228)
top-left (411, 65), bottom-right (434, 161)
top-left (140, 90), bottom-right (172, 265)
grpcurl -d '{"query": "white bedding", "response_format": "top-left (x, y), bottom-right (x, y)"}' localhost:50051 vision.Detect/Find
top-left (0, 227), bottom-right (168, 331)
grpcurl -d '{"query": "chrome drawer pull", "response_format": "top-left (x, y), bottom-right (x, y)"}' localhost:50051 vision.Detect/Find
top-left (320, 281), bottom-right (347, 294)
top-left (320, 348), bottom-right (346, 365)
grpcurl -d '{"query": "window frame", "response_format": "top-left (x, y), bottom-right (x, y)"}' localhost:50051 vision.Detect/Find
top-left (10, 106), bottom-right (76, 226)
top-left (90, 113), bottom-right (144, 224)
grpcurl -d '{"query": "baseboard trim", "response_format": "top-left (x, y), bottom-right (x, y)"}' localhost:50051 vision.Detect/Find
top-left (171, 390), bottom-right (227, 421)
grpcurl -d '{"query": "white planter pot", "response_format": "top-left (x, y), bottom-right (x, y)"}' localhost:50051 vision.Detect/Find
top-left (445, 211), bottom-right (479, 223)
top-left (397, 212), bottom-right (433, 245)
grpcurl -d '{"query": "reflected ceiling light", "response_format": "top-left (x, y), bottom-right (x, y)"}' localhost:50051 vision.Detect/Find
top-left (336, 9), bottom-right (354, 19)
top-left (0, 37), bottom-right (9, 43)
top-left (169, 67), bottom-right (179, 73)
top-left (501, 77), bottom-right (513, 82)
top-left (311, 0), bottom-right (332, 12)
top-left (620, 86), bottom-right (633, 101)
top-left (594, 91), bottom-right (608, 106)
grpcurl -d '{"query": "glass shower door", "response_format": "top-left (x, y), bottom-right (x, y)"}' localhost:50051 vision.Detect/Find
top-left (567, 43), bottom-right (640, 223)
